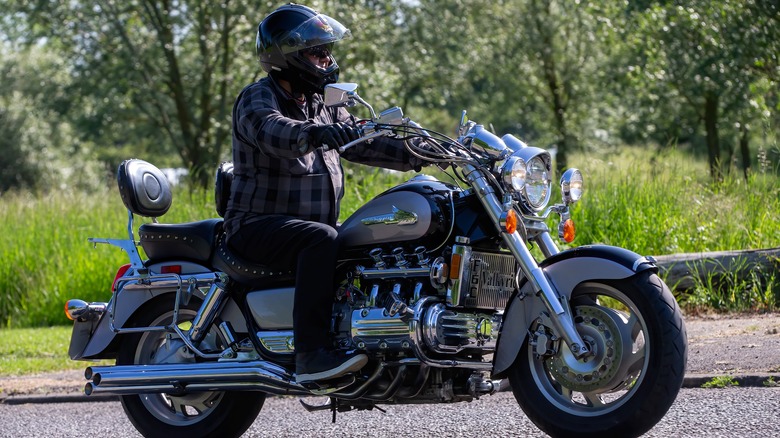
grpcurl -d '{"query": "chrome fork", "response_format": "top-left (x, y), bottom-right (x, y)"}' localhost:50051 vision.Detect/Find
top-left (461, 163), bottom-right (591, 359)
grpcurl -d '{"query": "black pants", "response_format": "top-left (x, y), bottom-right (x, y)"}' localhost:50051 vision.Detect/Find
top-left (228, 215), bottom-right (339, 353)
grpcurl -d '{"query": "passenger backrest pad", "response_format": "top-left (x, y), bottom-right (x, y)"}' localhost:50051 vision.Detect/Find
top-left (117, 159), bottom-right (173, 218)
top-left (215, 161), bottom-right (234, 218)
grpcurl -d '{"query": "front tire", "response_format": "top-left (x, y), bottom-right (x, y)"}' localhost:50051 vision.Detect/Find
top-left (117, 296), bottom-right (265, 438)
top-left (508, 271), bottom-right (687, 438)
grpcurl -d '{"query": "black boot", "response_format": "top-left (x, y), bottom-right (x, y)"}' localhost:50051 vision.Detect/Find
top-left (295, 348), bottom-right (368, 382)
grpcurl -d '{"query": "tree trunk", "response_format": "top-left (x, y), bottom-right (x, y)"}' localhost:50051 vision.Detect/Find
top-left (532, 0), bottom-right (571, 172)
top-left (704, 92), bottom-right (722, 181)
top-left (740, 123), bottom-right (751, 181)
top-left (654, 247), bottom-right (780, 291)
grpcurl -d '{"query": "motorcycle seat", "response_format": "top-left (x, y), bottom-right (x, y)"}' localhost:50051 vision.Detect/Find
top-left (139, 219), bottom-right (222, 264)
top-left (211, 233), bottom-right (294, 288)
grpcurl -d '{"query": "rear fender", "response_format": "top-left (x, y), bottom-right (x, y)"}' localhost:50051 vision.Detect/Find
top-left (492, 245), bottom-right (657, 378)
top-left (70, 262), bottom-right (247, 360)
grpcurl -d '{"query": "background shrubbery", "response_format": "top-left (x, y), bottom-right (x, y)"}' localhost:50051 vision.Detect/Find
top-left (1, 148), bottom-right (779, 328)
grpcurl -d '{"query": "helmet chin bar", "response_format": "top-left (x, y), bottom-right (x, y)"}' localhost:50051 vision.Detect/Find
top-left (277, 52), bottom-right (340, 95)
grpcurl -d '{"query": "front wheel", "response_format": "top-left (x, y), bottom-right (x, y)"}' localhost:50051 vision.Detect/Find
top-left (508, 271), bottom-right (687, 438)
top-left (117, 296), bottom-right (265, 438)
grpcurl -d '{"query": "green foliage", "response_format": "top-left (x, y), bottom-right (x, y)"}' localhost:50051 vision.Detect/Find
top-left (0, 186), bottom-right (215, 328)
top-left (0, 43), bottom-right (106, 193)
top-left (701, 375), bottom-right (739, 388)
top-left (1, 146), bottom-right (779, 327)
top-left (682, 258), bottom-right (779, 313)
top-left (574, 147), bottom-right (780, 254)
top-left (1, 0), bottom-right (778, 189)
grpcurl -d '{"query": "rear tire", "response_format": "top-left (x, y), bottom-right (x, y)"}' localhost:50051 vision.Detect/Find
top-left (117, 296), bottom-right (265, 438)
top-left (508, 271), bottom-right (687, 438)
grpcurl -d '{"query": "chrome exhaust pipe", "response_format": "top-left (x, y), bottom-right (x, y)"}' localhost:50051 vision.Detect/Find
top-left (85, 360), bottom-right (310, 397)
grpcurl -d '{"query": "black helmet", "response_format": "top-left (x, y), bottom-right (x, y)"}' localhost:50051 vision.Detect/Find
top-left (256, 4), bottom-right (351, 94)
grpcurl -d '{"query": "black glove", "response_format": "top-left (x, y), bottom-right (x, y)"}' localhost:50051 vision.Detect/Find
top-left (308, 122), bottom-right (360, 151)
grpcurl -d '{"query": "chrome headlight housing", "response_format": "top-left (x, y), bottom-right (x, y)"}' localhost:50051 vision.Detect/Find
top-left (500, 147), bottom-right (552, 212)
top-left (560, 168), bottom-right (584, 204)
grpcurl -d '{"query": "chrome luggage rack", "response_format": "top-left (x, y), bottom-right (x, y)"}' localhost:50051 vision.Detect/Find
top-left (89, 234), bottom-right (225, 359)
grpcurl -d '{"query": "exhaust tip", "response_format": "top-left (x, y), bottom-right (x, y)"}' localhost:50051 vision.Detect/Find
top-left (84, 382), bottom-right (95, 396)
top-left (85, 367), bottom-right (93, 380)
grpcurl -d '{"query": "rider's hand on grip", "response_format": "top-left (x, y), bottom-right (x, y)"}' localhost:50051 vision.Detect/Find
top-left (309, 122), bottom-right (360, 151)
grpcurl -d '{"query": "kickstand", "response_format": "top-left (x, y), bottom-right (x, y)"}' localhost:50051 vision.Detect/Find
top-left (299, 396), bottom-right (388, 424)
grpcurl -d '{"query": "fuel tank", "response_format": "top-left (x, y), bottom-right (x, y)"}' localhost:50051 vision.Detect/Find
top-left (339, 175), bottom-right (458, 254)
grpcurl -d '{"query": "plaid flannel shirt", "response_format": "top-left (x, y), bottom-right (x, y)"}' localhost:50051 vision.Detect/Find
top-left (224, 76), bottom-right (424, 238)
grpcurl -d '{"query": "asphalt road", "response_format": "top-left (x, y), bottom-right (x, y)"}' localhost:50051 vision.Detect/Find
top-left (1, 387), bottom-right (778, 438)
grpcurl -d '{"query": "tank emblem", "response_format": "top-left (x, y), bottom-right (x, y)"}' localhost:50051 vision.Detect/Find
top-left (361, 206), bottom-right (418, 226)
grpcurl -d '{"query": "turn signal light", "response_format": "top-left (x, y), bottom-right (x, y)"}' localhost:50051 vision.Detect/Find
top-left (561, 219), bottom-right (576, 243)
top-left (450, 253), bottom-right (462, 280)
top-left (500, 209), bottom-right (518, 234)
top-left (64, 299), bottom-right (107, 321)
top-left (505, 209), bottom-right (517, 234)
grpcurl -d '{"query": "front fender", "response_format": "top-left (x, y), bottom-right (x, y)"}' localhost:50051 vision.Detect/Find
top-left (492, 245), bottom-right (657, 378)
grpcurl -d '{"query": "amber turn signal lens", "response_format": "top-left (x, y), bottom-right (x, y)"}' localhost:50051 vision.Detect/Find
top-left (562, 219), bottom-right (576, 243)
top-left (504, 209), bottom-right (517, 234)
top-left (450, 253), bottom-right (462, 280)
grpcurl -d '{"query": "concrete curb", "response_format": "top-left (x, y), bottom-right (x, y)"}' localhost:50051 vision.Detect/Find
top-left (681, 373), bottom-right (780, 389)
top-left (2, 373), bottom-right (778, 405)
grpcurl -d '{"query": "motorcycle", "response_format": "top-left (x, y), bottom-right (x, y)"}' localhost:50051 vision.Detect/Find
top-left (65, 82), bottom-right (687, 438)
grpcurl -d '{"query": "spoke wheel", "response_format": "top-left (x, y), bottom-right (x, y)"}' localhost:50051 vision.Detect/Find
top-left (117, 295), bottom-right (265, 438)
top-left (509, 272), bottom-right (687, 437)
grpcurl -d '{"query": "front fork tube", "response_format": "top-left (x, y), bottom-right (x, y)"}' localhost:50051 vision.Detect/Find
top-left (502, 231), bottom-right (590, 358)
top-left (462, 164), bottom-right (590, 359)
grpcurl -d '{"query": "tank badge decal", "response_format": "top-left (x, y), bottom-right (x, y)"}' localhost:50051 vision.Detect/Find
top-left (361, 206), bottom-right (418, 226)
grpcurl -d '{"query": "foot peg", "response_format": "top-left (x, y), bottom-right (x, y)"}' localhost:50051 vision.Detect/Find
top-left (299, 374), bottom-right (356, 395)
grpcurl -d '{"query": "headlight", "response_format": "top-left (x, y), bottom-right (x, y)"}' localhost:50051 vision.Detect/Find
top-left (525, 156), bottom-right (551, 210)
top-left (501, 156), bottom-right (526, 193)
top-left (499, 147), bottom-right (552, 212)
top-left (560, 168), bottom-right (584, 204)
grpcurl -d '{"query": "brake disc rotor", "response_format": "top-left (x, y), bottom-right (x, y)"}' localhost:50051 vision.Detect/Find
top-left (546, 306), bottom-right (624, 392)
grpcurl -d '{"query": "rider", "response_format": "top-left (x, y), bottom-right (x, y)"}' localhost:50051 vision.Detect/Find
top-left (224, 3), bottom-right (426, 383)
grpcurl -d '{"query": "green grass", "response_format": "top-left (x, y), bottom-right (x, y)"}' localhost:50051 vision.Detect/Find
top-left (571, 147), bottom-right (780, 312)
top-left (0, 147), bottom-right (779, 329)
top-left (0, 187), bottom-right (217, 328)
top-left (701, 375), bottom-right (740, 388)
top-left (573, 147), bottom-right (780, 254)
top-left (0, 326), bottom-right (109, 376)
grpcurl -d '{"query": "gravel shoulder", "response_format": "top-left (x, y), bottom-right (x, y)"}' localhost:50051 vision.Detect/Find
top-left (2, 312), bottom-right (779, 401)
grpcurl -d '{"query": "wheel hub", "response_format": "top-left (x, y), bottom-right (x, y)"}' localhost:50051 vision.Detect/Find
top-left (145, 331), bottom-right (223, 417)
top-left (547, 306), bottom-right (623, 392)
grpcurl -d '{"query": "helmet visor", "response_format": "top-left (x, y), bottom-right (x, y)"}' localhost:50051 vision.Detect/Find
top-left (279, 14), bottom-right (351, 54)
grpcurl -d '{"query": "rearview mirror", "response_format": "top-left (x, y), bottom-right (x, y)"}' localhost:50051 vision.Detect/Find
top-left (324, 83), bottom-right (359, 108)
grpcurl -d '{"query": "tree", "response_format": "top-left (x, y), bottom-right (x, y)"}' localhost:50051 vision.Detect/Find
top-left (629, 0), bottom-right (779, 180)
top-left (0, 43), bottom-right (103, 193)
top-left (5, 0), bottom-right (259, 187)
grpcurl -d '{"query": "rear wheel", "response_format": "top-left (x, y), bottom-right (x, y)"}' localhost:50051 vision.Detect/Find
top-left (508, 271), bottom-right (687, 438)
top-left (117, 296), bottom-right (265, 438)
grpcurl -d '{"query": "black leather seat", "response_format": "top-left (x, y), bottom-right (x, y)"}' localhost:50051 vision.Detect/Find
top-left (139, 219), bottom-right (223, 264)
top-left (211, 233), bottom-right (294, 288)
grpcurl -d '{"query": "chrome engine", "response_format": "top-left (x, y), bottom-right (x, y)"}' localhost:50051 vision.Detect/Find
top-left (345, 243), bottom-right (514, 358)
top-left (254, 243), bottom-right (515, 360)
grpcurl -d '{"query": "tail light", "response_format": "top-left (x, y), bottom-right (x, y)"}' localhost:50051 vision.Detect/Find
top-left (112, 264), bottom-right (132, 292)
